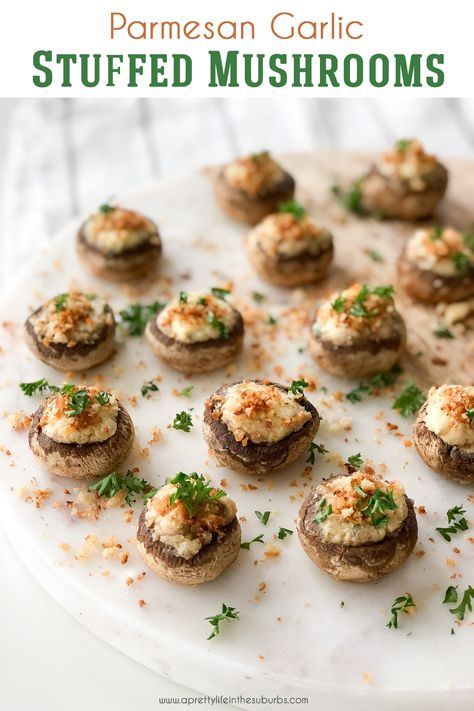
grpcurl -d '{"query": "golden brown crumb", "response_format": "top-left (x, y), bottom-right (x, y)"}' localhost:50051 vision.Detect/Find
top-left (138, 599), bottom-right (146, 608)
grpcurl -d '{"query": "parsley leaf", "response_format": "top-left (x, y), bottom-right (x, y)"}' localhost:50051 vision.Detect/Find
top-left (392, 382), bottom-right (425, 417)
top-left (95, 392), bottom-right (110, 406)
top-left (443, 585), bottom-right (458, 604)
top-left (240, 534), bottom-right (265, 550)
top-left (20, 379), bottom-right (59, 396)
top-left (288, 379), bottom-right (308, 395)
top-left (211, 287), bottom-right (231, 300)
top-left (306, 442), bottom-right (328, 465)
top-left (179, 385), bottom-right (194, 398)
top-left (179, 291), bottom-right (188, 304)
top-left (99, 203), bottom-right (115, 213)
top-left (168, 472), bottom-right (225, 517)
top-left (433, 327), bottom-right (454, 339)
top-left (206, 604), bottom-right (239, 640)
top-left (141, 381), bottom-right (159, 398)
top-left (267, 315), bottom-right (278, 326)
top-left (347, 453), bottom-right (363, 469)
top-left (436, 505), bottom-right (469, 542)
top-left (396, 139), bottom-right (413, 152)
top-left (89, 470), bottom-right (156, 506)
top-left (463, 231), bottom-right (474, 252)
top-left (54, 293), bottom-right (69, 311)
top-left (255, 510), bottom-right (271, 526)
top-left (207, 310), bottom-right (229, 339)
top-left (119, 301), bottom-right (165, 336)
top-left (331, 294), bottom-right (346, 313)
top-left (346, 382), bottom-right (371, 403)
top-left (252, 291), bottom-right (266, 303)
top-left (447, 586), bottom-right (474, 621)
top-left (331, 179), bottom-right (364, 215)
top-left (366, 249), bottom-right (384, 263)
top-left (387, 593), bottom-right (415, 629)
top-left (452, 252), bottom-right (472, 273)
top-left (173, 411), bottom-right (193, 432)
top-left (315, 498), bottom-right (333, 524)
top-left (278, 199), bottom-right (306, 221)
top-left (277, 527), bottom-right (293, 540)
top-left (429, 226), bottom-right (443, 241)
top-left (358, 488), bottom-right (398, 527)
top-left (466, 408), bottom-right (474, 424)
top-left (370, 363), bottom-right (403, 389)
top-left (65, 388), bottom-right (89, 417)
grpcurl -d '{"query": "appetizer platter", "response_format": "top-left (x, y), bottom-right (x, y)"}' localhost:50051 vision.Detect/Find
top-left (0, 147), bottom-right (473, 710)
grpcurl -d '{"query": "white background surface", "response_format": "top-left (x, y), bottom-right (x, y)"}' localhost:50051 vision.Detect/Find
top-left (0, 97), bottom-right (473, 711)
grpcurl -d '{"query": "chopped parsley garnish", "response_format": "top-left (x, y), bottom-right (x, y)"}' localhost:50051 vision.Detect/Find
top-left (347, 453), bottom-right (363, 469)
top-left (119, 301), bottom-right (165, 336)
top-left (255, 510), bottom-right (271, 526)
top-left (178, 385), bottom-right (194, 397)
top-left (206, 604), bottom-right (240, 640)
top-left (240, 534), bottom-right (264, 550)
top-left (99, 203), bottom-right (115, 213)
top-left (429, 226), bottom-right (443, 241)
top-left (306, 442), bottom-right (328, 465)
top-left (278, 199), bottom-right (306, 221)
top-left (277, 527), bottom-right (293, 540)
top-left (366, 249), bottom-right (384, 263)
top-left (333, 284), bottom-right (394, 319)
top-left (211, 287), bottom-right (231, 300)
top-left (331, 179), bottom-right (364, 215)
top-left (168, 472), bottom-right (225, 517)
top-left (252, 291), bottom-right (266, 303)
top-left (179, 291), bottom-right (188, 303)
top-left (95, 391), bottom-right (110, 405)
top-left (372, 285), bottom-right (395, 299)
top-left (452, 252), bottom-right (471, 273)
top-left (358, 488), bottom-right (398, 527)
top-left (197, 296), bottom-right (207, 306)
top-left (267, 315), bottom-right (278, 326)
top-left (20, 379), bottom-right (59, 396)
top-left (346, 382), bottom-right (372, 403)
top-left (331, 294), bottom-right (346, 313)
top-left (387, 593), bottom-right (415, 629)
top-left (89, 470), bottom-right (156, 506)
top-left (315, 498), bottom-right (333, 524)
top-left (288, 379), bottom-right (308, 395)
top-left (466, 408), bottom-right (474, 423)
top-left (250, 150), bottom-right (269, 162)
top-left (444, 585), bottom-right (474, 621)
top-left (207, 310), bottom-right (229, 339)
top-left (54, 293), bottom-right (69, 311)
top-left (346, 365), bottom-right (403, 403)
top-left (65, 388), bottom-right (90, 417)
top-left (141, 381), bottom-right (159, 398)
top-left (436, 505), bottom-right (469, 542)
top-left (396, 139), bottom-right (413, 152)
top-left (172, 411), bottom-right (193, 432)
top-left (433, 327), bottom-right (454, 339)
top-left (392, 382), bottom-right (425, 417)
top-left (463, 231), bottom-right (474, 252)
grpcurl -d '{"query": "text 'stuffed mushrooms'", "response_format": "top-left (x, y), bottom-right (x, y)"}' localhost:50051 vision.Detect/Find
top-left (145, 290), bottom-right (244, 373)
top-left (246, 201), bottom-right (334, 287)
top-left (137, 472), bottom-right (241, 585)
top-left (77, 204), bottom-right (162, 282)
top-left (360, 139), bottom-right (448, 220)
top-left (214, 152), bottom-right (295, 225)
top-left (24, 291), bottom-right (116, 371)
top-left (397, 226), bottom-right (474, 304)
top-left (413, 385), bottom-right (474, 485)
top-left (297, 470), bottom-right (418, 583)
top-left (203, 379), bottom-right (320, 476)
top-left (309, 283), bottom-right (406, 378)
top-left (28, 385), bottom-right (135, 479)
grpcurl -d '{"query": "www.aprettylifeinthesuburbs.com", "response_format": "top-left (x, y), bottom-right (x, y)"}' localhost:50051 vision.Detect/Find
top-left (158, 695), bottom-right (309, 706)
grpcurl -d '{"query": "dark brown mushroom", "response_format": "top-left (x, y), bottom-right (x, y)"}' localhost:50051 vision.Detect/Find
top-left (397, 248), bottom-right (474, 305)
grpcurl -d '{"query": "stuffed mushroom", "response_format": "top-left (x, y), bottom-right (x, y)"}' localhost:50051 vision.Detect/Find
top-left (203, 379), bottom-right (320, 476)
top-left (297, 470), bottom-right (418, 582)
top-left (397, 226), bottom-right (474, 304)
top-left (413, 384), bottom-right (474, 484)
top-left (360, 139), bottom-right (448, 220)
top-left (246, 202), bottom-right (334, 287)
top-left (28, 385), bottom-right (134, 479)
top-left (77, 204), bottom-right (162, 281)
top-left (214, 151), bottom-right (295, 225)
top-left (145, 290), bottom-right (244, 373)
top-left (309, 283), bottom-right (406, 378)
top-left (24, 291), bottom-right (115, 371)
top-left (137, 472), bottom-right (241, 585)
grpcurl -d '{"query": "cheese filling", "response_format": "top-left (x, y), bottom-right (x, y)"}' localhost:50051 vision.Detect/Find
top-left (313, 283), bottom-right (399, 346)
top-left (83, 206), bottom-right (158, 254)
top-left (424, 384), bottom-right (474, 449)
top-left (223, 152), bottom-right (286, 197)
top-left (405, 227), bottom-right (474, 277)
top-left (157, 292), bottom-right (238, 344)
top-left (377, 140), bottom-right (441, 193)
top-left (40, 386), bottom-right (119, 445)
top-left (314, 472), bottom-right (408, 546)
top-left (248, 213), bottom-right (332, 259)
top-left (215, 380), bottom-right (311, 446)
top-left (144, 483), bottom-right (236, 560)
top-left (31, 292), bottom-right (112, 347)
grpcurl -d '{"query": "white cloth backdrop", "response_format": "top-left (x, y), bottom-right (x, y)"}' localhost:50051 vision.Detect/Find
top-left (1, 97), bottom-right (474, 289)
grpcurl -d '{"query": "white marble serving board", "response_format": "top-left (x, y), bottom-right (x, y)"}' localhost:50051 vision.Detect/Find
top-left (0, 154), bottom-right (473, 711)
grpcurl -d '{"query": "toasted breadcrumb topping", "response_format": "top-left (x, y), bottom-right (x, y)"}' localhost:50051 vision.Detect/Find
top-left (314, 283), bottom-right (398, 346)
top-left (314, 471), bottom-right (408, 546)
top-left (30, 292), bottom-right (113, 347)
top-left (40, 385), bottom-right (119, 444)
top-left (248, 213), bottom-right (333, 258)
top-left (424, 384), bottom-right (474, 448)
top-left (83, 206), bottom-right (158, 254)
top-left (378, 140), bottom-right (440, 193)
top-left (406, 227), bottom-right (474, 276)
top-left (145, 483), bottom-right (236, 560)
top-left (223, 152), bottom-right (285, 197)
top-left (211, 380), bottom-right (311, 446)
top-left (157, 292), bottom-right (238, 344)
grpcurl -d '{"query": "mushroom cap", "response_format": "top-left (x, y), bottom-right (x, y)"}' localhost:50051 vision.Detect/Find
top-left (361, 164), bottom-right (448, 220)
top-left (76, 222), bottom-right (162, 282)
top-left (309, 313), bottom-right (406, 378)
top-left (28, 403), bottom-right (135, 479)
top-left (397, 250), bottom-right (474, 304)
top-left (203, 380), bottom-right (320, 475)
top-left (137, 511), bottom-right (241, 585)
top-left (413, 402), bottom-right (474, 484)
top-left (297, 478), bottom-right (418, 583)
top-left (214, 170), bottom-right (295, 225)
top-left (24, 305), bottom-right (116, 372)
top-left (246, 233), bottom-right (334, 287)
top-left (145, 309), bottom-right (244, 373)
